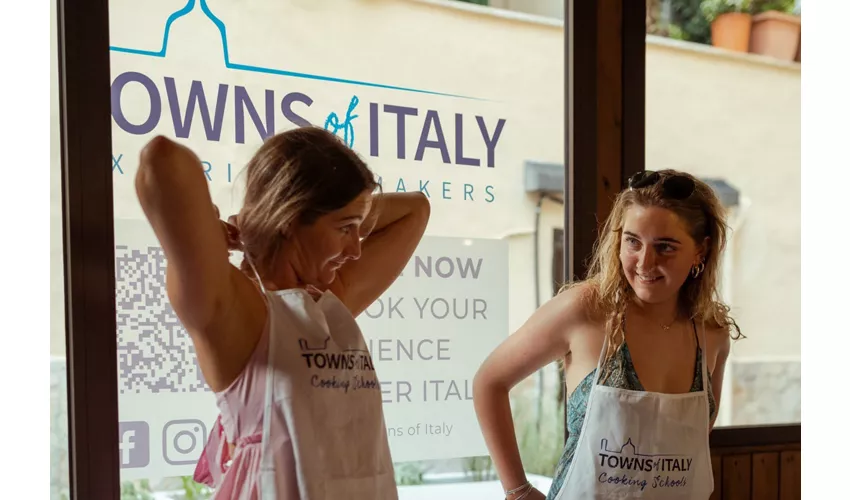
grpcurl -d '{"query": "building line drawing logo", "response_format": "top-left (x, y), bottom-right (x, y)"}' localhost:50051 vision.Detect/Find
top-left (298, 337), bottom-right (371, 356)
top-left (600, 438), bottom-right (681, 458)
top-left (109, 0), bottom-right (480, 100)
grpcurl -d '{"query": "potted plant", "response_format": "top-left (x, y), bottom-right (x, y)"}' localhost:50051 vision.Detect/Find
top-left (749, 0), bottom-right (801, 61)
top-left (701, 0), bottom-right (753, 52)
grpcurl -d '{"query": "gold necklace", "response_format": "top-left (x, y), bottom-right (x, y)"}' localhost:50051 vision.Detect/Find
top-left (660, 315), bottom-right (678, 331)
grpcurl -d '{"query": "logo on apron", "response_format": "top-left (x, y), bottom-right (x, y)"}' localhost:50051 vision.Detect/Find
top-left (597, 438), bottom-right (693, 492)
top-left (298, 336), bottom-right (381, 394)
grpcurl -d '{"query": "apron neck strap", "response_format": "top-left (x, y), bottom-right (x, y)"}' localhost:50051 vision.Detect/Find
top-left (592, 331), bottom-right (611, 386)
top-left (696, 319), bottom-right (710, 391)
top-left (242, 246), bottom-right (267, 294)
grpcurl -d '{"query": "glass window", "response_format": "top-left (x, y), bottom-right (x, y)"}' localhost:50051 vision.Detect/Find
top-left (645, 0), bottom-right (801, 426)
top-left (50, 1), bottom-right (71, 498)
top-left (106, 0), bottom-right (566, 497)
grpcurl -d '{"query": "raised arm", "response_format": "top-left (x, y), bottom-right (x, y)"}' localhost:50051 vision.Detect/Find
top-left (473, 284), bottom-right (591, 499)
top-left (332, 191), bottom-right (430, 317)
top-left (135, 136), bottom-right (235, 331)
top-left (135, 136), bottom-right (262, 391)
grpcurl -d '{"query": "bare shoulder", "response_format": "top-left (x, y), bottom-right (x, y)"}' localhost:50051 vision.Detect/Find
top-left (544, 281), bottom-right (602, 334)
top-left (559, 281), bottom-right (602, 318)
top-left (704, 321), bottom-right (731, 360)
top-left (473, 281), bottom-right (600, 390)
top-left (496, 280), bottom-right (600, 351)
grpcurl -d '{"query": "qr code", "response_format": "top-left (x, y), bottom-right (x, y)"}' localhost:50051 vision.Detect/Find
top-left (115, 245), bottom-right (210, 394)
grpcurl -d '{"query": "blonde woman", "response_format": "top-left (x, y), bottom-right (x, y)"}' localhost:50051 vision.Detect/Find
top-left (473, 170), bottom-right (742, 499)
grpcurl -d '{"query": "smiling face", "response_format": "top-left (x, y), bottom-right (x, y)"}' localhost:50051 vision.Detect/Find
top-left (619, 205), bottom-right (704, 305)
top-left (282, 189), bottom-right (373, 287)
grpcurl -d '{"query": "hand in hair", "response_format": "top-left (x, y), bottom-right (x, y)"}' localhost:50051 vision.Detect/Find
top-left (213, 205), bottom-right (242, 252)
top-left (331, 191), bottom-right (430, 317)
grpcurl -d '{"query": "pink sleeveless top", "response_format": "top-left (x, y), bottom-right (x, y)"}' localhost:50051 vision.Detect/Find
top-left (193, 319), bottom-right (300, 499)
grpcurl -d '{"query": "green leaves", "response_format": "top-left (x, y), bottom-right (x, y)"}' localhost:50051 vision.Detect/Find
top-left (700, 0), bottom-right (753, 23)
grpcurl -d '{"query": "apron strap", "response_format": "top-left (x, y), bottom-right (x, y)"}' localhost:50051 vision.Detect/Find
top-left (242, 244), bottom-right (268, 294)
top-left (258, 283), bottom-right (277, 498)
top-left (240, 243), bottom-right (275, 495)
top-left (591, 330), bottom-right (610, 386)
top-left (696, 319), bottom-right (710, 391)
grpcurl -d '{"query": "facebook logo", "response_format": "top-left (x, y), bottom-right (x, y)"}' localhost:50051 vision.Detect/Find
top-left (118, 421), bottom-right (150, 468)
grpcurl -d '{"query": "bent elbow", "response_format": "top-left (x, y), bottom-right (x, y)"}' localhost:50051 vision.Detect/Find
top-left (472, 369), bottom-right (488, 411)
top-left (140, 135), bottom-right (177, 164)
top-left (472, 366), bottom-right (503, 402)
top-left (413, 191), bottom-right (431, 220)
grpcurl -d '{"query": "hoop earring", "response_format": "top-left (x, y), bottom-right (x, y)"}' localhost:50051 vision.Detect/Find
top-left (691, 261), bottom-right (705, 278)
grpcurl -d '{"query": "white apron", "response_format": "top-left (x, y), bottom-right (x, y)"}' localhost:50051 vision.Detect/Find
top-left (251, 270), bottom-right (397, 499)
top-left (553, 328), bottom-right (714, 499)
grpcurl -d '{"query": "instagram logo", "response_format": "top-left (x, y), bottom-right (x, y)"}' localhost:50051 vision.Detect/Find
top-left (118, 421), bottom-right (150, 468)
top-left (162, 419), bottom-right (208, 465)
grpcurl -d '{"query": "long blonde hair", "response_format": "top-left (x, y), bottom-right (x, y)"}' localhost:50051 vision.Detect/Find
top-left (564, 170), bottom-right (742, 375)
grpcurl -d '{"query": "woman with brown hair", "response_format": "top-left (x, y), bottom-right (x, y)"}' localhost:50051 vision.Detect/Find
top-left (473, 170), bottom-right (742, 499)
top-left (135, 127), bottom-right (430, 499)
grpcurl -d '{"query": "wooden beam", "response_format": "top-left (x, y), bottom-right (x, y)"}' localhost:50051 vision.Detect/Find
top-left (57, 0), bottom-right (119, 498)
top-left (595, 0), bottom-right (624, 225)
top-left (621, 0), bottom-right (646, 184)
top-left (571, 0), bottom-right (599, 280)
top-left (570, 0), bottom-right (644, 280)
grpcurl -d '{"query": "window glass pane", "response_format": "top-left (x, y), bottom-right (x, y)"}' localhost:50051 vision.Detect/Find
top-left (646, 0), bottom-right (801, 426)
top-left (50, 1), bottom-right (71, 498)
top-left (108, 0), bottom-right (564, 497)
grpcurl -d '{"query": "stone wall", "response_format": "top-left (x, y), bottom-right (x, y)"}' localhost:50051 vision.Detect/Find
top-left (730, 360), bottom-right (802, 426)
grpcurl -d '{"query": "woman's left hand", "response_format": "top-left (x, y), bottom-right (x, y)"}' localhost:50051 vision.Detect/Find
top-left (214, 205), bottom-right (242, 251)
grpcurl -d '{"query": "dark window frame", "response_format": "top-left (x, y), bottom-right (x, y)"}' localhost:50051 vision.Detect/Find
top-left (57, 0), bottom-right (120, 498)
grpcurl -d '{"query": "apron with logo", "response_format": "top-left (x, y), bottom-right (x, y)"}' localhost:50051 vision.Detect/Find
top-left (256, 284), bottom-right (398, 499)
top-left (553, 327), bottom-right (714, 499)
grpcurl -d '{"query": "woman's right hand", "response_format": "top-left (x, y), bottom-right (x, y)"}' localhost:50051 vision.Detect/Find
top-left (213, 205), bottom-right (242, 251)
top-left (507, 486), bottom-right (546, 500)
top-left (524, 487), bottom-right (547, 500)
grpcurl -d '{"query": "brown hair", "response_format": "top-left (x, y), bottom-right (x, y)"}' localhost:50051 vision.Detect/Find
top-left (564, 169), bottom-right (742, 379)
top-left (237, 126), bottom-right (378, 277)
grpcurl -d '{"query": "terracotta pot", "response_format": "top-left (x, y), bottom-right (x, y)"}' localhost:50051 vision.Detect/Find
top-left (710, 12), bottom-right (752, 53)
top-left (750, 10), bottom-right (801, 61)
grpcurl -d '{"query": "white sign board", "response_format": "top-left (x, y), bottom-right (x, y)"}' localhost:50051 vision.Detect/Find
top-left (357, 236), bottom-right (508, 462)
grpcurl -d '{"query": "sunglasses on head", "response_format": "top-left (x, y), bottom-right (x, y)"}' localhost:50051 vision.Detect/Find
top-left (627, 171), bottom-right (696, 200)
